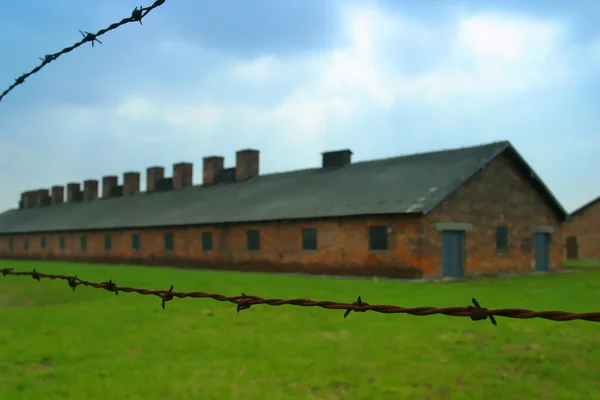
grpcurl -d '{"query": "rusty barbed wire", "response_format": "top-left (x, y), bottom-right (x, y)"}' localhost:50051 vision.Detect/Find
top-left (0, 0), bottom-right (167, 104)
top-left (2, 268), bottom-right (600, 324)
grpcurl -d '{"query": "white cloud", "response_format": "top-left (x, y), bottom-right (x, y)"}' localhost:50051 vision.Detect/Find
top-left (115, 96), bottom-right (224, 130)
top-left (1, 1), bottom-right (599, 212)
top-left (219, 6), bottom-right (572, 114)
top-left (95, 4), bottom-right (571, 140)
top-left (229, 55), bottom-right (284, 80)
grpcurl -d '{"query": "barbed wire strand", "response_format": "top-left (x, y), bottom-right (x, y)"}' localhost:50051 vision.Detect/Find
top-left (0, 0), bottom-right (167, 104)
top-left (2, 268), bottom-right (600, 325)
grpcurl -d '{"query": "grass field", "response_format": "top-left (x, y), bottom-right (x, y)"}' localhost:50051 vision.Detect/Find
top-left (0, 260), bottom-right (599, 400)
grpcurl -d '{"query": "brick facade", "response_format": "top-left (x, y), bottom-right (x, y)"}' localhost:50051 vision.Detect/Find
top-left (0, 152), bottom-right (564, 278)
top-left (423, 152), bottom-right (563, 275)
top-left (562, 198), bottom-right (600, 260)
top-left (0, 217), bottom-right (425, 278)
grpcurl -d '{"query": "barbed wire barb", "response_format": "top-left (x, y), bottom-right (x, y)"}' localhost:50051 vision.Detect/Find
top-left (0, 0), bottom-right (168, 104)
top-left (162, 285), bottom-right (175, 309)
top-left (2, 268), bottom-right (600, 324)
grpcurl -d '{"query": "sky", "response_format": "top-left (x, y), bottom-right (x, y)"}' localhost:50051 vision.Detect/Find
top-left (0, 0), bottom-right (598, 214)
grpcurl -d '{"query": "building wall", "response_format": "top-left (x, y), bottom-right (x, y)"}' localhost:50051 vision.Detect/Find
top-left (0, 152), bottom-right (567, 278)
top-left (0, 215), bottom-right (427, 278)
top-left (562, 199), bottom-right (600, 260)
top-left (422, 152), bottom-right (564, 276)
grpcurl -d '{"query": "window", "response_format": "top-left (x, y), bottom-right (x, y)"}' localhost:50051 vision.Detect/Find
top-left (60, 236), bottom-right (66, 251)
top-left (9, 237), bottom-right (13, 251)
top-left (369, 226), bottom-right (388, 251)
top-left (132, 234), bottom-right (141, 251)
top-left (202, 232), bottom-right (213, 252)
top-left (80, 235), bottom-right (87, 252)
top-left (41, 236), bottom-right (46, 250)
top-left (24, 237), bottom-right (29, 250)
top-left (247, 230), bottom-right (260, 251)
top-left (302, 228), bottom-right (318, 251)
top-left (104, 235), bottom-right (112, 251)
top-left (164, 233), bottom-right (174, 252)
top-left (496, 226), bottom-right (509, 251)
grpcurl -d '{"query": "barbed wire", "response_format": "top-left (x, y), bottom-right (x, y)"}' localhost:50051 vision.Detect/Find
top-left (0, 0), bottom-right (167, 104)
top-left (2, 268), bottom-right (600, 325)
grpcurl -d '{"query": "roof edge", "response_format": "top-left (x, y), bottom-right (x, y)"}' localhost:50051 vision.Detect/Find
top-left (422, 141), bottom-right (511, 215)
top-left (570, 196), bottom-right (600, 218)
top-left (423, 141), bottom-right (569, 221)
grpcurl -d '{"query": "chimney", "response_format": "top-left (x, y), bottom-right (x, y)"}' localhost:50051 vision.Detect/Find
top-left (123, 172), bottom-right (140, 196)
top-left (21, 191), bottom-right (32, 209)
top-left (83, 179), bottom-right (99, 201)
top-left (37, 189), bottom-right (51, 206)
top-left (146, 166), bottom-right (164, 193)
top-left (173, 162), bottom-right (193, 190)
top-left (67, 182), bottom-right (81, 202)
top-left (31, 190), bottom-right (40, 207)
top-left (24, 191), bottom-right (37, 208)
top-left (235, 149), bottom-right (259, 182)
top-left (51, 186), bottom-right (64, 205)
top-left (322, 149), bottom-right (352, 168)
top-left (203, 156), bottom-right (224, 186)
top-left (102, 175), bottom-right (118, 198)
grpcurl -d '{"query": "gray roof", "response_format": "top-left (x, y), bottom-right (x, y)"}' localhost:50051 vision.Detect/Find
top-left (0, 141), bottom-right (568, 234)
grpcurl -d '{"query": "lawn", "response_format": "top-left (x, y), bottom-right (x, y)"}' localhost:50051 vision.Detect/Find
top-left (0, 261), bottom-right (599, 400)
top-left (563, 259), bottom-right (600, 269)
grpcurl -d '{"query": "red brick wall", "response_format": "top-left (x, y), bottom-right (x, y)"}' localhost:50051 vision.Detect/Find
top-left (0, 216), bottom-right (426, 278)
top-left (562, 199), bottom-right (600, 260)
top-left (0, 152), bottom-right (567, 278)
top-left (423, 152), bottom-right (563, 276)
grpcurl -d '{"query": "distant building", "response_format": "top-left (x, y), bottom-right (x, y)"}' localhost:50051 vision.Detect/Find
top-left (562, 196), bottom-right (600, 261)
top-left (0, 141), bottom-right (568, 278)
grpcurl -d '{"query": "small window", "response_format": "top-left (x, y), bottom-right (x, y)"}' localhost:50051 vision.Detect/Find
top-left (24, 237), bottom-right (29, 250)
top-left (496, 226), bottom-right (509, 251)
top-left (164, 233), bottom-right (174, 252)
top-left (41, 236), bottom-right (46, 250)
top-left (132, 234), bottom-right (141, 251)
top-left (202, 232), bottom-right (213, 252)
top-left (9, 237), bottom-right (13, 251)
top-left (80, 235), bottom-right (87, 252)
top-left (60, 236), bottom-right (66, 251)
top-left (104, 235), bottom-right (112, 251)
top-left (302, 228), bottom-right (318, 251)
top-left (247, 230), bottom-right (260, 251)
top-left (369, 226), bottom-right (388, 251)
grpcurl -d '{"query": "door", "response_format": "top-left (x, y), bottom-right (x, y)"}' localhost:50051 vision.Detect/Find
top-left (565, 236), bottom-right (578, 260)
top-left (441, 230), bottom-right (465, 278)
top-left (534, 233), bottom-right (550, 272)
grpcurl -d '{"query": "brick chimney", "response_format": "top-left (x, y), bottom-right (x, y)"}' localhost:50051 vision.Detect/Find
top-left (203, 156), bottom-right (224, 186)
top-left (51, 186), bottom-right (64, 205)
top-left (235, 149), bottom-right (259, 182)
top-left (37, 189), bottom-right (50, 206)
top-left (83, 179), bottom-right (99, 201)
top-left (173, 162), bottom-right (193, 190)
top-left (102, 175), bottom-right (118, 198)
top-left (146, 166), bottom-right (164, 193)
top-left (123, 172), bottom-right (140, 196)
top-left (21, 191), bottom-right (32, 209)
top-left (28, 191), bottom-right (39, 207)
top-left (322, 149), bottom-right (353, 168)
top-left (66, 182), bottom-right (81, 202)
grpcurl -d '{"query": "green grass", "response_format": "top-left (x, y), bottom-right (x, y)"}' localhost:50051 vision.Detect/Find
top-left (563, 259), bottom-right (600, 269)
top-left (0, 261), bottom-right (599, 400)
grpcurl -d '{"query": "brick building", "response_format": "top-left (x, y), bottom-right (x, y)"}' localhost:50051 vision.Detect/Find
top-left (0, 141), bottom-right (568, 279)
top-left (562, 196), bottom-right (600, 261)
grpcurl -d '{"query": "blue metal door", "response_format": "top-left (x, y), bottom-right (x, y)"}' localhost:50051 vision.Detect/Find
top-left (441, 231), bottom-right (464, 278)
top-left (534, 233), bottom-right (550, 272)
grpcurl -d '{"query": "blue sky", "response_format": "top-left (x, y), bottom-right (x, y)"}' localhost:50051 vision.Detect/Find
top-left (0, 0), bottom-right (598, 213)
